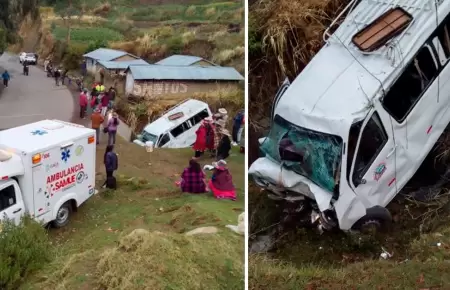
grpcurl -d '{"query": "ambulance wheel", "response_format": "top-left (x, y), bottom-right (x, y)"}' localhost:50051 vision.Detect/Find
top-left (352, 206), bottom-right (392, 234)
top-left (53, 202), bottom-right (72, 228)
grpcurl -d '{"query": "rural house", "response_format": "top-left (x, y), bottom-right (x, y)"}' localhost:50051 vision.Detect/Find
top-left (155, 55), bottom-right (217, 67)
top-left (83, 48), bottom-right (140, 74)
top-left (124, 65), bottom-right (244, 98)
top-left (95, 59), bottom-right (149, 83)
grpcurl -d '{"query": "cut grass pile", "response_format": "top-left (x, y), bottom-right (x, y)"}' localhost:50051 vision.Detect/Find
top-left (21, 138), bottom-right (245, 289)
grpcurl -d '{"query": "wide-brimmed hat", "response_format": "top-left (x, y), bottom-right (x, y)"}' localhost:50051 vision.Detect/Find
top-left (213, 159), bottom-right (227, 170)
top-left (220, 129), bottom-right (231, 136)
top-left (218, 108), bottom-right (227, 115)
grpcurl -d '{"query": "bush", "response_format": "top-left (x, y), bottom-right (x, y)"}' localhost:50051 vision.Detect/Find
top-left (86, 39), bottom-right (108, 53)
top-left (165, 36), bottom-right (183, 53)
top-left (0, 27), bottom-right (6, 53)
top-left (0, 216), bottom-right (52, 290)
top-left (63, 43), bottom-right (87, 71)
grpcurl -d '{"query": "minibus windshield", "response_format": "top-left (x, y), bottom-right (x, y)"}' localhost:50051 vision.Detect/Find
top-left (260, 115), bottom-right (343, 192)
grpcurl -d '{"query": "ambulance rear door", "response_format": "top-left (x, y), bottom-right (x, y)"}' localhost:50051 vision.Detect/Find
top-left (32, 149), bottom-right (53, 218)
top-left (71, 135), bottom-right (96, 203)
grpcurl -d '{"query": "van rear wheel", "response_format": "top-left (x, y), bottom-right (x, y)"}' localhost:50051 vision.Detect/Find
top-left (52, 202), bottom-right (72, 228)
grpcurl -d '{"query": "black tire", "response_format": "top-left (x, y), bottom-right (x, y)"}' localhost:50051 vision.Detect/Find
top-left (352, 206), bottom-right (392, 233)
top-left (52, 202), bottom-right (72, 228)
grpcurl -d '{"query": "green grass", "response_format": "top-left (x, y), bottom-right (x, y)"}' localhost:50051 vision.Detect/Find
top-left (21, 140), bottom-right (245, 289)
top-left (128, 2), bottom-right (242, 23)
top-left (249, 183), bottom-right (450, 289)
top-left (52, 26), bottom-right (124, 43)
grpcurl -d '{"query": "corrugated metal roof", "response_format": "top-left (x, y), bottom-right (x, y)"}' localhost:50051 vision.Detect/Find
top-left (83, 48), bottom-right (128, 61)
top-left (97, 59), bottom-right (149, 69)
top-left (127, 65), bottom-right (244, 81)
top-left (155, 55), bottom-right (216, 66)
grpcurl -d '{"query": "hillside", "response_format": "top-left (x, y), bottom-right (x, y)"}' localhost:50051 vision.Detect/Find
top-left (19, 139), bottom-right (245, 289)
top-left (0, 0), bottom-right (39, 52)
top-left (31, 0), bottom-right (244, 74)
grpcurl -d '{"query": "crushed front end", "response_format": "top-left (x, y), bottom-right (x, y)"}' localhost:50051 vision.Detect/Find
top-left (249, 115), bottom-right (344, 232)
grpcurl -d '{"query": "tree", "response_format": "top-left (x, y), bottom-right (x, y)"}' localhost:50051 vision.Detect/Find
top-left (54, 0), bottom-right (82, 44)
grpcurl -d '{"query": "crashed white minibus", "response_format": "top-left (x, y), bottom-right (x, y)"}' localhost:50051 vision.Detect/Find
top-left (249, 0), bottom-right (450, 232)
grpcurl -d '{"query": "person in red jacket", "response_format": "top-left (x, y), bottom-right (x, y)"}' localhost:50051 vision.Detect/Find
top-left (101, 92), bottom-right (109, 116)
top-left (79, 89), bottom-right (88, 119)
top-left (193, 120), bottom-right (207, 158)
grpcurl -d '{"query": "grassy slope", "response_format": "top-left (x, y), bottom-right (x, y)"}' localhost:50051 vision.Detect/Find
top-left (249, 194), bottom-right (450, 289)
top-left (21, 138), bottom-right (244, 289)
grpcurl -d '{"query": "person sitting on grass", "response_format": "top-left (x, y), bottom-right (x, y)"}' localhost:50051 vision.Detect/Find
top-left (177, 159), bottom-right (207, 194)
top-left (208, 160), bottom-right (236, 201)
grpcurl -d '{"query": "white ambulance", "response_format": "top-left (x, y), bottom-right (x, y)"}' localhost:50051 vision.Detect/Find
top-left (0, 119), bottom-right (97, 228)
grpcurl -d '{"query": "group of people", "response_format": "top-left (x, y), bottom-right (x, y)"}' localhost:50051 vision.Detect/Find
top-left (44, 59), bottom-right (64, 85)
top-left (79, 83), bottom-right (120, 147)
top-left (178, 108), bottom-right (245, 201)
top-left (193, 108), bottom-right (233, 160)
top-left (178, 158), bottom-right (236, 201)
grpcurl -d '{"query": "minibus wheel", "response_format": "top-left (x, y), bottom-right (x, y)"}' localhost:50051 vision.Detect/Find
top-left (352, 206), bottom-right (392, 234)
top-left (52, 202), bottom-right (72, 228)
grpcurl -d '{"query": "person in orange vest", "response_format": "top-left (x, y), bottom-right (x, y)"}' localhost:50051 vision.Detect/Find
top-left (91, 108), bottom-right (104, 145)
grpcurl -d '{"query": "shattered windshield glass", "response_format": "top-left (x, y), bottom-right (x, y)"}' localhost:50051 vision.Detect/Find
top-left (260, 115), bottom-right (343, 192)
top-left (141, 131), bottom-right (159, 144)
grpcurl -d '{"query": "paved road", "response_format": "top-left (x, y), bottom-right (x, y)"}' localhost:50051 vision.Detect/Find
top-left (0, 53), bottom-right (75, 129)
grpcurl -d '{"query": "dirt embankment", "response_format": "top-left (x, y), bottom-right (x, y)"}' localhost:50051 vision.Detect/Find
top-left (7, 12), bottom-right (44, 55)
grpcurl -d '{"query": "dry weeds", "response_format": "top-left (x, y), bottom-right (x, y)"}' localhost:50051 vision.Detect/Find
top-left (181, 30), bottom-right (196, 45)
top-left (214, 46), bottom-right (245, 64)
top-left (252, 0), bottom-right (347, 76)
top-left (122, 88), bottom-right (244, 132)
top-left (185, 5), bottom-right (197, 17)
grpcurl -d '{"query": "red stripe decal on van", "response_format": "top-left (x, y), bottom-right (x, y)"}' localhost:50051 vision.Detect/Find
top-left (427, 126), bottom-right (432, 134)
top-left (388, 178), bottom-right (396, 187)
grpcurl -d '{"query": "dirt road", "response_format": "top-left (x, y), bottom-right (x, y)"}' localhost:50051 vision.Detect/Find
top-left (0, 53), bottom-right (75, 129)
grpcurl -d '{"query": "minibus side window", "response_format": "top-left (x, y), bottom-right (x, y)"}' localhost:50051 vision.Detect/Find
top-left (352, 113), bottom-right (387, 186)
top-left (171, 121), bottom-right (191, 138)
top-left (158, 133), bottom-right (170, 147)
top-left (346, 121), bottom-right (363, 183)
top-left (382, 45), bottom-right (438, 122)
top-left (189, 109), bottom-right (209, 127)
top-left (438, 21), bottom-right (450, 58)
top-left (0, 185), bottom-right (17, 211)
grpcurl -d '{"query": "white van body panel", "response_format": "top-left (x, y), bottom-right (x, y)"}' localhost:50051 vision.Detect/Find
top-left (249, 0), bottom-right (450, 230)
top-left (0, 119), bottom-right (96, 226)
top-left (135, 99), bottom-right (212, 149)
